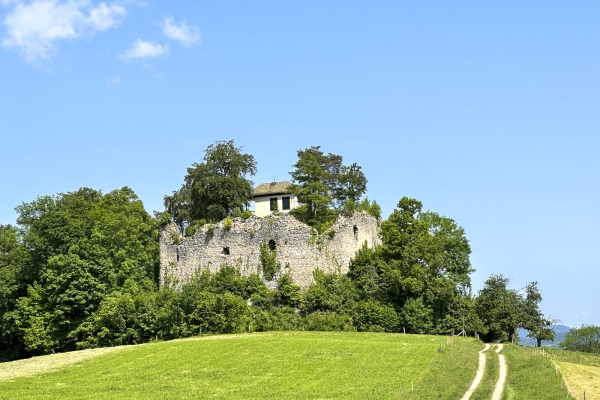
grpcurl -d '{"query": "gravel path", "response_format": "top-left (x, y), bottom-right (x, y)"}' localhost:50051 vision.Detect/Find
top-left (491, 343), bottom-right (507, 400)
top-left (460, 343), bottom-right (491, 400)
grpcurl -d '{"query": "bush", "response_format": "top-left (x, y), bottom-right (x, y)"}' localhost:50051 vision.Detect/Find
top-left (304, 312), bottom-right (354, 331)
top-left (259, 241), bottom-right (278, 281)
top-left (232, 208), bottom-right (253, 219)
top-left (352, 300), bottom-right (399, 332)
top-left (223, 216), bottom-right (234, 230)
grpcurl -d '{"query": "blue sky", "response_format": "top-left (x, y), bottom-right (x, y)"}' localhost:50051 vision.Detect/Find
top-left (1, 1), bottom-right (599, 327)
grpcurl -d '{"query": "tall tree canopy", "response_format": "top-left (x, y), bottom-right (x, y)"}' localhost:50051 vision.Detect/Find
top-left (348, 196), bottom-right (476, 334)
top-left (164, 140), bottom-right (257, 228)
top-left (0, 187), bottom-right (159, 360)
top-left (289, 146), bottom-right (368, 230)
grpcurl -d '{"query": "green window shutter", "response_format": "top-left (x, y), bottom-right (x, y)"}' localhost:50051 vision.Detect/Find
top-left (282, 196), bottom-right (290, 210)
top-left (270, 197), bottom-right (278, 211)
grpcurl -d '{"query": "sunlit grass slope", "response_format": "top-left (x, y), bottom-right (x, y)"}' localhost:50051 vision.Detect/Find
top-left (547, 348), bottom-right (600, 399)
top-left (0, 332), bottom-right (481, 400)
top-left (502, 345), bottom-right (573, 400)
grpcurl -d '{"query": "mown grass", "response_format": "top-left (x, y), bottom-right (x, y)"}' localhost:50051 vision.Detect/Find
top-left (400, 337), bottom-right (481, 399)
top-left (0, 332), bottom-right (480, 400)
top-left (556, 362), bottom-right (600, 400)
top-left (547, 348), bottom-right (600, 368)
top-left (545, 346), bottom-right (600, 399)
top-left (502, 344), bottom-right (573, 399)
top-left (470, 346), bottom-right (498, 400)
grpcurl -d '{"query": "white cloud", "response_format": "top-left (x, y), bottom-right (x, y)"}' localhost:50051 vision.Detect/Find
top-left (121, 38), bottom-right (168, 59)
top-left (161, 17), bottom-right (199, 47)
top-left (1, 0), bottom-right (126, 63)
top-left (86, 2), bottom-right (125, 31)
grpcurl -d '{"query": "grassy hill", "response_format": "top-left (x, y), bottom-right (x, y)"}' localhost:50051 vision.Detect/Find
top-left (0, 332), bottom-right (583, 399)
top-left (0, 332), bottom-right (481, 399)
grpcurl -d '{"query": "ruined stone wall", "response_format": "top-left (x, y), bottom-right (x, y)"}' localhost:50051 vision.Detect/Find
top-left (159, 212), bottom-right (380, 289)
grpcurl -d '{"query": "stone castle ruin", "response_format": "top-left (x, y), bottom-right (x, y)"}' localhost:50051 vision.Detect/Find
top-left (159, 212), bottom-right (380, 289)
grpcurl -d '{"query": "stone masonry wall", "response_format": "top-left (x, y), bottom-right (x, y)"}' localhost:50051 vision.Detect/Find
top-left (159, 212), bottom-right (380, 289)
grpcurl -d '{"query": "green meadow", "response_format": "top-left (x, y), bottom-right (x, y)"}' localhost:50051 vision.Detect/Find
top-left (0, 332), bottom-right (586, 399)
top-left (0, 332), bottom-right (480, 399)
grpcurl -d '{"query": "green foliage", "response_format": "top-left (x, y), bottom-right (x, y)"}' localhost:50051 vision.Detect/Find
top-left (222, 216), bottom-right (234, 230)
top-left (304, 270), bottom-right (359, 314)
top-left (560, 325), bottom-right (600, 353)
top-left (289, 149), bottom-right (334, 230)
top-left (289, 146), bottom-right (368, 232)
top-left (304, 312), bottom-right (354, 331)
top-left (164, 140), bottom-right (257, 227)
top-left (275, 274), bottom-right (303, 308)
top-left (206, 224), bottom-right (215, 236)
top-left (184, 219), bottom-right (205, 237)
top-left (342, 197), bottom-right (382, 219)
top-left (352, 300), bottom-right (399, 332)
top-left (259, 241), bottom-right (278, 281)
top-left (232, 208), bottom-right (253, 219)
top-left (475, 274), bottom-right (523, 342)
top-left (1, 187), bottom-right (159, 360)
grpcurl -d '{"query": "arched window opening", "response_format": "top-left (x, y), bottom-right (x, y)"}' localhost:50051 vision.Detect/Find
top-left (268, 240), bottom-right (276, 251)
top-left (222, 247), bottom-right (230, 255)
top-left (353, 225), bottom-right (358, 236)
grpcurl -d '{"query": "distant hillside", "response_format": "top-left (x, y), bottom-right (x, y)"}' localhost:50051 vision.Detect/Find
top-left (518, 325), bottom-right (570, 348)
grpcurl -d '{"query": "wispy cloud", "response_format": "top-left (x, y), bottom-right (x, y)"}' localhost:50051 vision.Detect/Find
top-left (1, 0), bottom-right (126, 63)
top-left (161, 17), bottom-right (199, 47)
top-left (107, 75), bottom-right (120, 85)
top-left (120, 38), bottom-right (168, 59)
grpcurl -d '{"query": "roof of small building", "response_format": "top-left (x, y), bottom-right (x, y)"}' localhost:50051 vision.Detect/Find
top-left (254, 181), bottom-right (293, 197)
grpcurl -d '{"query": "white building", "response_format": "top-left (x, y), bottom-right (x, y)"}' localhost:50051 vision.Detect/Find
top-left (253, 181), bottom-right (300, 217)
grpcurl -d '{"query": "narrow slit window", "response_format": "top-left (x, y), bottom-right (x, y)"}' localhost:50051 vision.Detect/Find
top-left (270, 197), bottom-right (278, 211)
top-left (282, 196), bottom-right (291, 210)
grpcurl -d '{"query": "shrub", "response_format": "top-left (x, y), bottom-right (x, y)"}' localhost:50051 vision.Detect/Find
top-left (305, 312), bottom-right (354, 331)
top-left (259, 241), bottom-right (278, 281)
top-left (352, 300), bottom-right (399, 332)
top-left (206, 225), bottom-right (215, 236)
top-left (223, 216), bottom-right (234, 230)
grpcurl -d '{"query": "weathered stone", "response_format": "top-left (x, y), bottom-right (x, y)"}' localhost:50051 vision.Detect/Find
top-left (159, 212), bottom-right (380, 289)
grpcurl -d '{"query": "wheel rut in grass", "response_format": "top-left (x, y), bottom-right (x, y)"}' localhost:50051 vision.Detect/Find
top-left (491, 343), bottom-right (506, 400)
top-left (460, 343), bottom-right (490, 400)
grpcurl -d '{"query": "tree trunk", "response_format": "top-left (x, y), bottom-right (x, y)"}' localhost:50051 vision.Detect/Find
top-left (537, 338), bottom-right (542, 347)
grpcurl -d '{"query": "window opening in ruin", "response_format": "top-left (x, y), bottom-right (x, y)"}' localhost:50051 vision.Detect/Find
top-left (282, 196), bottom-right (291, 210)
top-left (268, 239), bottom-right (276, 251)
top-left (176, 248), bottom-right (180, 262)
top-left (222, 247), bottom-right (230, 255)
top-left (270, 197), bottom-right (278, 211)
top-left (353, 225), bottom-right (358, 236)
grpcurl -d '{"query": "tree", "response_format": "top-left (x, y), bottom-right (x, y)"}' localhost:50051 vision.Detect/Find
top-left (475, 274), bottom-right (524, 342)
top-left (521, 281), bottom-right (556, 347)
top-left (164, 140), bottom-right (257, 228)
top-left (560, 325), bottom-right (600, 353)
top-left (335, 163), bottom-right (367, 206)
top-left (289, 150), bottom-right (334, 231)
top-left (0, 225), bottom-right (30, 361)
top-left (6, 187), bottom-right (159, 358)
top-left (292, 146), bottom-right (368, 210)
